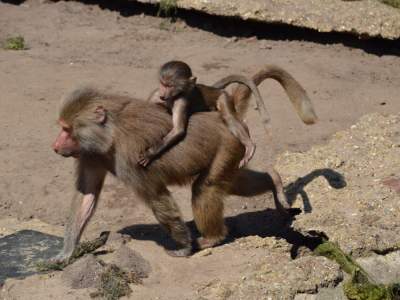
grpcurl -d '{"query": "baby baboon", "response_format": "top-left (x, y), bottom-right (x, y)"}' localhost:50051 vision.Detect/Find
top-left (139, 60), bottom-right (268, 168)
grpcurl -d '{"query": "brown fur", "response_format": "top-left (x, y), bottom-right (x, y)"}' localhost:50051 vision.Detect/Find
top-left (53, 87), bottom-right (244, 260)
top-left (53, 67), bottom-right (314, 260)
top-left (216, 64), bottom-right (318, 214)
top-left (141, 61), bottom-right (260, 168)
top-left (226, 64), bottom-right (317, 123)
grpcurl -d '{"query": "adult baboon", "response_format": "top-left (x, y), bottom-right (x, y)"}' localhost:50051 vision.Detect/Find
top-left (52, 86), bottom-right (257, 259)
top-left (52, 64), bottom-right (316, 260)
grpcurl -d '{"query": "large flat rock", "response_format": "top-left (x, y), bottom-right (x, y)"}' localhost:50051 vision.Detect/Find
top-left (278, 113), bottom-right (400, 257)
top-left (0, 230), bottom-right (62, 284)
top-left (136, 0), bottom-right (400, 40)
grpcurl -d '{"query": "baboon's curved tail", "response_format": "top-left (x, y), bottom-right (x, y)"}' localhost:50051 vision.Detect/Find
top-left (228, 65), bottom-right (317, 124)
top-left (212, 74), bottom-right (270, 128)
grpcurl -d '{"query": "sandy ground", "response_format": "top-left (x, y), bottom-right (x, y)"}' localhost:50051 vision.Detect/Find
top-left (0, 0), bottom-right (400, 299)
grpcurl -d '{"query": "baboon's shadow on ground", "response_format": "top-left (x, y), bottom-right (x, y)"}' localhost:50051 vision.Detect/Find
top-left (120, 168), bottom-right (346, 258)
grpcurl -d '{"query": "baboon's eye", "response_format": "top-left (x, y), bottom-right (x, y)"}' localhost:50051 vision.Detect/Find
top-left (62, 126), bottom-right (72, 134)
top-left (161, 82), bottom-right (172, 88)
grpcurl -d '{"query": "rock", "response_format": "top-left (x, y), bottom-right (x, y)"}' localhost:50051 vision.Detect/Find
top-left (314, 284), bottom-right (347, 300)
top-left (294, 294), bottom-right (317, 300)
top-left (197, 237), bottom-right (343, 300)
top-left (236, 236), bottom-right (291, 251)
top-left (201, 256), bottom-right (342, 299)
top-left (135, 0), bottom-right (400, 39)
top-left (62, 254), bottom-right (105, 289)
top-left (99, 231), bottom-right (132, 253)
top-left (108, 245), bottom-right (151, 279)
top-left (278, 113), bottom-right (400, 257)
top-left (357, 251), bottom-right (400, 284)
top-left (382, 177), bottom-right (400, 194)
top-left (193, 248), bottom-right (213, 257)
top-left (259, 40), bottom-right (272, 50)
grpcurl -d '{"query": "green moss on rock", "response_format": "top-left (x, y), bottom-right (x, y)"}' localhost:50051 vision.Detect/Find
top-left (314, 241), bottom-right (400, 300)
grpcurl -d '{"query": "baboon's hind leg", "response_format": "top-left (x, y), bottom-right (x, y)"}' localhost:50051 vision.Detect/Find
top-left (191, 142), bottom-right (242, 250)
top-left (192, 173), bottom-right (228, 250)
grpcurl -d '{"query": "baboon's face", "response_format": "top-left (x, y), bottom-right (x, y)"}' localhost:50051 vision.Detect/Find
top-left (52, 120), bottom-right (80, 158)
top-left (158, 76), bottom-right (183, 101)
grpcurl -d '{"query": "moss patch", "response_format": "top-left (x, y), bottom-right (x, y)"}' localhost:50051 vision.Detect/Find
top-left (314, 241), bottom-right (400, 300)
top-left (343, 278), bottom-right (399, 300)
top-left (36, 260), bottom-right (65, 272)
top-left (90, 264), bottom-right (142, 300)
top-left (36, 231), bottom-right (109, 271)
top-left (3, 36), bottom-right (26, 50)
top-left (69, 231), bottom-right (110, 262)
top-left (314, 241), bottom-right (370, 283)
top-left (380, 0), bottom-right (400, 8)
top-left (158, 0), bottom-right (178, 17)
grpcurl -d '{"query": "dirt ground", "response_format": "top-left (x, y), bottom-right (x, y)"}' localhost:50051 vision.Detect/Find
top-left (1, 0), bottom-right (400, 299)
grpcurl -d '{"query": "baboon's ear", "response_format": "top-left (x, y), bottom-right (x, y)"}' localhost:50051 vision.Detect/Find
top-left (94, 106), bottom-right (107, 124)
top-left (189, 76), bottom-right (197, 84)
